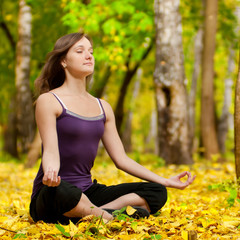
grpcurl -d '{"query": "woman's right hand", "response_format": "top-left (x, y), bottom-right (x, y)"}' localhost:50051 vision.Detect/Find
top-left (42, 167), bottom-right (61, 187)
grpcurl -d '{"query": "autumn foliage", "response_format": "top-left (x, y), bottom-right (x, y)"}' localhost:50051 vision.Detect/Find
top-left (0, 156), bottom-right (240, 240)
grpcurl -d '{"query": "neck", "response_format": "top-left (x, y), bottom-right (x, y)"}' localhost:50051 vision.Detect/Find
top-left (62, 75), bottom-right (88, 96)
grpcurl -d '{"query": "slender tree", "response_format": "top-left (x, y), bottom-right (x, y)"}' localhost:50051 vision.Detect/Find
top-left (122, 68), bottom-right (142, 152)
top-left (200, 0), bottom-right (219, 159)
top-left (217, 48), bottom-right (235, 153)
top-left (15, 0), bottom-right (35, 153)
top-left (218, 7), bottom-right (239, 153)
top-left (234, 49), bottom-right (240, 181)
top-left (3, 97), bottom-right (18, 157)
top-left (114, 43), bottom-right (153, 135)
top-left (25, 130), bottom-right (41, 168)
top-left (153, 0), bottom-right (192, 164)
top-left (188, 27), bottom-right (203, 153)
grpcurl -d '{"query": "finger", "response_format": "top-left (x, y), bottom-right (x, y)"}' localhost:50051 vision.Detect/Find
top-left (42, 170), bottom-right (51, 185)
top-left (56, 176), bottom-right (61, 186)
top-left (185, 174), bottom-right (196, 186)
top-left (190, 175), bottom-right (196, 183)
top-left (46, 169), bottom-right (54, 186)
top-left (46, 175), bottom-right (53, 187)
top-left (186, 171), bottom-right (192, 182)
top-left (51, 170), bottom-right (58, 186)
top-left (177, 171), bottom-right (188, 178)
top-left (53, 172), bottom-right (61, 187)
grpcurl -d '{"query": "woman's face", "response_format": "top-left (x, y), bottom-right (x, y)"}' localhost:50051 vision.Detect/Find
top-left (62, 37), bottom-right (94, 77)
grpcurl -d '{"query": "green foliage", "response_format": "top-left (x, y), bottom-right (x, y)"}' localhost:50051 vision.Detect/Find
top-left (112, 207), bottom-right (129, 221)
top-left (13, 233), bottom-right (27, 239)
top-left (208, 180), bottom-right (240, 207)
top-left (151, 234), bottom-right (162, 240)
top-left (61, 0), bottom-right (154, 72)
top-left (0, 0), bottom-right (18, 123)
top-left (218, 0), bottom-right (238, 48)
top-left (55, 224), bottom-right (71, 237)
top-left (144, 234), bottom-right (162, 240)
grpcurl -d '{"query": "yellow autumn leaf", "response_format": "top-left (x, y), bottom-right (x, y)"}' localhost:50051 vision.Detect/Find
top-left (126, 206), bottom-right (137, 215)
top-left (13, 200), bottom-right (21, 209)
top-left (181, 230), bottom-right (188, 240)
top-left (110, 222), bottom-right (123, 230)
top-left (223, 216), bottom-right (240, 228)
top-left (199, 218), bottom-right (217, 228)
top-left (69, 220), bottom-right (79, 236)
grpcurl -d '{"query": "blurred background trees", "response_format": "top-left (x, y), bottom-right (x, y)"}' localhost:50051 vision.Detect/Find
top-left (0, 0), bottom-right (239, 168)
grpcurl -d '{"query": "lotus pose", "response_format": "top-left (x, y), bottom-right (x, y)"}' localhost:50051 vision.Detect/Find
top-left (30, 32), bottom-right (196, 224)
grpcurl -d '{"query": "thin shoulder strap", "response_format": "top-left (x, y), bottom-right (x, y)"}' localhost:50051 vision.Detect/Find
top-left (50, 92), bottom-right (68, 109)
top-left (97, 98), bottom-right (105, 116)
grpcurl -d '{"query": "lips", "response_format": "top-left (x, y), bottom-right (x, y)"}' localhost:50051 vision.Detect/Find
top-left (83, 62), bottom-right (93, 65)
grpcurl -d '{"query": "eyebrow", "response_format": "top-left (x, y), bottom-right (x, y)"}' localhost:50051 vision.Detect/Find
top-left (74, 45), bottom-right (93, 50)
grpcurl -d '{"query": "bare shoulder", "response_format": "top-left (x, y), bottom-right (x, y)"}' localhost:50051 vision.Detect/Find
top-left (99, 99), bottom-right (115, 120)
top-left (99, 99), bottom-right (112, 110)
top-left (99, 99), bottom-right (114, 113)
top-left (36, 92), bottom-right (62, 116)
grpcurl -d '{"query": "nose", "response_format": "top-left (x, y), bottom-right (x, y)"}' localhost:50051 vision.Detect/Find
top-left (85, 51), bottom-right (92, 59)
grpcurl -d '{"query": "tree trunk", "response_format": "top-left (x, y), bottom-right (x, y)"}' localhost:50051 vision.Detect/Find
top-left (122, 68), bottom-right (142, 152)
top-left (234, 49), bottom-right (240, 181)
top-left (25, 130), bottom-right (41, 168)
top-left (89, 65), bottom-right (111, 98)
top-left (200, 0), bottom-right (219, 160)
top-left (115, 44), bottom-right (152, 136)
top-left (188, 26), bottom-right (203, 154)
top-left (217, 47), bottom-right (235, 153)
top-left (154, 0), bottom-right (192, 165)
top-left (3, 96), bottom-right (18, 158)
top-left (218, 7), bottom-right (239, 154)
top-left (0, 21), bottom-right (16, 52)
top-left (15, 0), bottom-right (35, 153)
top-left (145, 110), bottom-right (158, 154)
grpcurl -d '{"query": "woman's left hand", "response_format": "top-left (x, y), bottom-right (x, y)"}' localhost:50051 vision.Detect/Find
top-left (166, 171), bottom-right (196, 190)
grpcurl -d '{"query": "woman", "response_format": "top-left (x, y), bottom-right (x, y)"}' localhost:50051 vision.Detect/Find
top-left (30, 32), bottom-right (195, 224)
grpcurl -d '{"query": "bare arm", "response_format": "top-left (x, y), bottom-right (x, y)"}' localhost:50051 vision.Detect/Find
top-left (101, 100), bottom-right (195, 189)
top-left (35, 93), bottom-right (61, 187)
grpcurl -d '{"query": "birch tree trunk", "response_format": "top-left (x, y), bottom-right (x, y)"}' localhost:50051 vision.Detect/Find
top-left (145, 110), bottom-right (158, 154)
top-left (218, 7), bottom-right (239, 153)
top-left (15, 0), bottom-right (35, 153)
top-left (188, 27), bottom-right (203, 153)
top-left (200, 0), bottom-right (219, 160)
top-left (122, 68), bottom-right (142, 152)
top-left (217, 48), bottom-right (235, 153)
top-left (154, 0), bottom-right (192, 165)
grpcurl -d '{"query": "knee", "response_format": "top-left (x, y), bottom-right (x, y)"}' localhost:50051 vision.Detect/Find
top-left (160, 185), bottom-right (168, 206)
top-left (151, 184), bottom-right (168, 214)
top-left (157, 184), bottom-right (168, 205)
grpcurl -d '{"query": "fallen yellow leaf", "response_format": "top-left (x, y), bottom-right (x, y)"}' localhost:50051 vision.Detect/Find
top-left (126, 206), bottom-right (137, 215)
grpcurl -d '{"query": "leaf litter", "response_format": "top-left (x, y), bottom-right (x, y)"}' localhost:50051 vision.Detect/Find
top-left (0, 159), bottom-right (240, 239)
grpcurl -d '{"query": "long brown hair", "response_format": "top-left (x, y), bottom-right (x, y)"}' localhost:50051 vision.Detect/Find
top-left (34, 32), bottom-right (93, 95)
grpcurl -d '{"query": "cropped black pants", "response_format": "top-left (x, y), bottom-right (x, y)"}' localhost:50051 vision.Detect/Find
top-left (30, 179), bottom-right (167, 224)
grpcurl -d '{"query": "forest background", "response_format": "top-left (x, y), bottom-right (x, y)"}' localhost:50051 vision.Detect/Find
top-left (1, 0), bottom-right (240, 239)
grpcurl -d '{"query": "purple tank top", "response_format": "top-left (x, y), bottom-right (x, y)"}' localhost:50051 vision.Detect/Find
top-left (31, 93), bottom-right (106, 199)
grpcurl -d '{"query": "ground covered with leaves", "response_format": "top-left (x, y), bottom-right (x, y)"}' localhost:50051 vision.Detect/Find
top-left (0, 155), bottom-right (240, 239)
